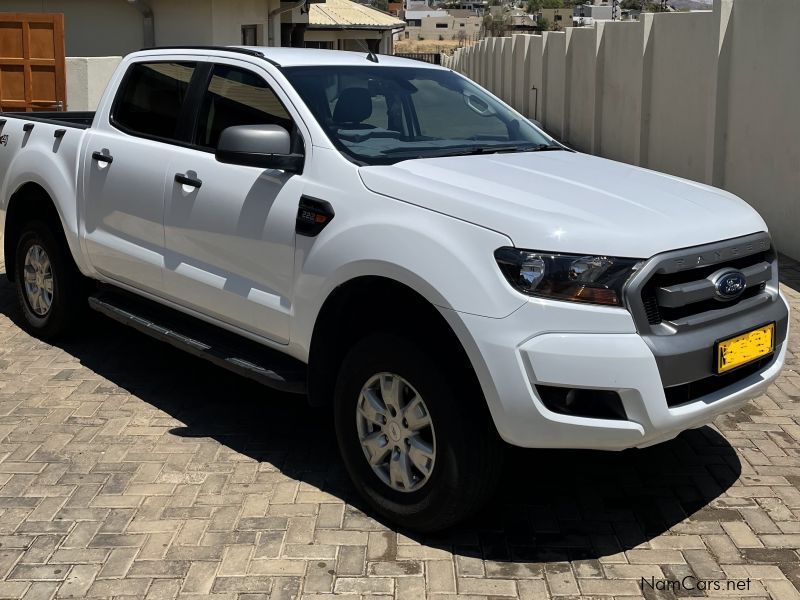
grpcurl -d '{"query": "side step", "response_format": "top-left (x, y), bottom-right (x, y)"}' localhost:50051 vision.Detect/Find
top-left (88, 289), bottom-right (307, 394)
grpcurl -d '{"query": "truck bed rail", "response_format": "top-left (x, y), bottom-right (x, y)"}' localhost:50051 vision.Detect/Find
top-left (0, 111), bottom-right (95, 129)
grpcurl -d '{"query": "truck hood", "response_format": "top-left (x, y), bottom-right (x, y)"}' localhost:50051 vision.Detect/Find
top-left (358, 151), bottom-right (767, 258)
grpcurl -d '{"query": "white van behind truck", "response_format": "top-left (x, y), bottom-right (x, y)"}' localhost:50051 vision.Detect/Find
top-left (0, 47), bottom-right (789, 530)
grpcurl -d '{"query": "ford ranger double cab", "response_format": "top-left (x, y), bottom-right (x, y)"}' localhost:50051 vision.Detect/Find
top-left (0, 47), bottom-right (789, 531)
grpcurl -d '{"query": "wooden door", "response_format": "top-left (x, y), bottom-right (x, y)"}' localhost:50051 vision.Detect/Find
top-left (0, 13), bottom-right (66, 112)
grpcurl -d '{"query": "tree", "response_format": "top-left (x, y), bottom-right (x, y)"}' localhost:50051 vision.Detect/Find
top-left (526, 0), bottom-right (542, 13)
top-left (482, 12), bottom-right (510, 37)
top-left (620, 0), bottom-right (670, 10)
top-left (542, 0), bottom-right (563, 7)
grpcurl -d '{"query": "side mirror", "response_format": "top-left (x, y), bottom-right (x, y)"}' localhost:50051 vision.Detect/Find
top-left (216, 124), bottom-right (304, 173)
top-left (529, 118), bottom-right (544, 129)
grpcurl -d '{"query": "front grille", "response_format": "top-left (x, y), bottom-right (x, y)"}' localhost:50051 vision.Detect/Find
top-left (623, 232), bottom-right (785, 403)
top-left (637, 249), bottom-right (774, 327)
top-left (643, 283), bottom-right (767, 325)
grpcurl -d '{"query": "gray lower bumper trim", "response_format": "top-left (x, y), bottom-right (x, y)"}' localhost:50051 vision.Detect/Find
top-left (642, 295), bottom-right (788, 388)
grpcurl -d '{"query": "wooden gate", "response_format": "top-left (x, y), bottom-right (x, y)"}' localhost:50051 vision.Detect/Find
top-left (0, 13), bottom-right (66, 112)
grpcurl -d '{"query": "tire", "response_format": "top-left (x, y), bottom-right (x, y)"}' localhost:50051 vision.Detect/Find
top-left (334, 333), bottom-right (502, 532)
top-left (14, 220), bottom-right (85, 340)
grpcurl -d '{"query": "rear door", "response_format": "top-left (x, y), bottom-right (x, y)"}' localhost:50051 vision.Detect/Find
top-left (82, 61), bottom-right (196, 293)
top-left (162, 61), bottom-right (306, 344)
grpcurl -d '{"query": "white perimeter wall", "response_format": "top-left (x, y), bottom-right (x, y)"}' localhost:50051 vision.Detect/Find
top-left (65, 56), bottom-right (121, 111)
top-left (444, 0), bottom-right (800, 260)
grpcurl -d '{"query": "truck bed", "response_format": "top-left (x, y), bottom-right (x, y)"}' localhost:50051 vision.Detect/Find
top-left (0, 112), bottom-right (90, 239)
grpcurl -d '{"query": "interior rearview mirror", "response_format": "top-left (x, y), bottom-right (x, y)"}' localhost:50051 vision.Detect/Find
top-left (216, 124), bottom-right (304, 173)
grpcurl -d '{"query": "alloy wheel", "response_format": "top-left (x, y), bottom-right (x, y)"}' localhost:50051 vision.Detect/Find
top-left (356, 372), bottom-right (437, 493)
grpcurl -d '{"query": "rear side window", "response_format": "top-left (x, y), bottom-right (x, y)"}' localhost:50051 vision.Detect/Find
top-left (194, 64), bottom-right (293, 149)
top-left (113, 62), bottom-right (196, 140)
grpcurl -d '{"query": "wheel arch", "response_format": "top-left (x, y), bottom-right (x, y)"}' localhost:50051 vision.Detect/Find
top-left (306, 275), bottom-right (491, 421)
top-left (3, 182), bottom-right (71, 282)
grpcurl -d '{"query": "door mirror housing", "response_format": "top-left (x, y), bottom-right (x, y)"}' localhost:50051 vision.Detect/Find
top-left (215, 124), bottom-right (304, 173)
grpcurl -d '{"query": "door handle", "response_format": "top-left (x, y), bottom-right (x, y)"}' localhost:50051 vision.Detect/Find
top-left (91, 150), bottom-right (113, 164)
top-left (175, 173), bottom-right (202, 189)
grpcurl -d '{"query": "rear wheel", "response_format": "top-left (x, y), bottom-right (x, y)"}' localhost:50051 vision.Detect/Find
top-left (334, 333), bottom-right (501, 531)
top-left (14, 221), bottom-right (85, 339)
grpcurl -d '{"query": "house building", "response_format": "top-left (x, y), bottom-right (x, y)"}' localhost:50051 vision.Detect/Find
top-left (538, 7), bottom-right (572, 29)
top-left (574, 3), bottom-right (614, 21)
top-left (509, 11), bottom-right (536, 33)
top-left (405, 1), bottom-right (431, 11)
top-left (387, 2), bottom-right (403, 16)
top-left (0, 0), bottom-right (321, 56)
top-left (446, 1), bottom-right (487, 16)
top-left (403, 9), bottom-right (482, 41)
top-left (306, 0), bottom-right (404, 53)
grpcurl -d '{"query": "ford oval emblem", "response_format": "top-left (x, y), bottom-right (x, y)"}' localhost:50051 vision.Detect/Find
top-left (715, 271), bottom-right (747, 300)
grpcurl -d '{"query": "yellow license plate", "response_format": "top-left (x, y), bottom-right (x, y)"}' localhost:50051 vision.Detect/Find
top-left (716, 323), bottom-right (775, 374)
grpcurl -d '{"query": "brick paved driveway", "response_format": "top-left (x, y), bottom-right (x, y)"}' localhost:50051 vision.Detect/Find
top-left (0, 255), bottom-right (798, 600)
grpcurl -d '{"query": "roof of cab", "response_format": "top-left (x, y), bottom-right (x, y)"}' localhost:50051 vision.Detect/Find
top-left (134, 46), bottom-right (445, 69)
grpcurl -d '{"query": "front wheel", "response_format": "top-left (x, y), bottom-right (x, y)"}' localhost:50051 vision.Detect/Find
top-left (14, 221), bottom-right (85, 339)
top-left (334, 333), bottom-right (501, 531)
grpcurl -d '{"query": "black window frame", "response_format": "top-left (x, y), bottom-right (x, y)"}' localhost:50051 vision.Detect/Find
top-left (188, 62), bottom-right (300, 154)
top-left (109, 60), bottom-right (203, 148)
top-left (110, 59), bottom-right (307, 162)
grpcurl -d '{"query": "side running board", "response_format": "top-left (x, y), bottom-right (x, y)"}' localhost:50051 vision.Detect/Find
top-left (88, 289), bottom-right (307, 394)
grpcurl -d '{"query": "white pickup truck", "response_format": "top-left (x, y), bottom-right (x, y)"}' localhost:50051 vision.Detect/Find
top-left (0, 47), bottom-right (789, 530)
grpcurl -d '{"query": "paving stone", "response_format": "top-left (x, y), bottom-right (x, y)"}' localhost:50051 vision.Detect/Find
top-left (0, 255), bottom-right (797, 599)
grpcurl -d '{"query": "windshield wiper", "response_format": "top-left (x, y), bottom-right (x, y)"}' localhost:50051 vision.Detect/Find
top-left (439, 145), bottom-right (521, 157)
top-left (379, 143), bottom-right (564, 160)
top-left (437, 143), bottom-right (565, 158)
top-left (522, 143), bottom-right (564, 152)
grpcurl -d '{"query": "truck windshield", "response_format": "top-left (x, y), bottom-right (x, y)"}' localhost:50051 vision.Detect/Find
top-left (282, 65), bottom-right (557, 166)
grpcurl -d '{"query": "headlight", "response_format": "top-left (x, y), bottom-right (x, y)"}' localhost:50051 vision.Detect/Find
top-left (494, 248), bottom-right (642, 306)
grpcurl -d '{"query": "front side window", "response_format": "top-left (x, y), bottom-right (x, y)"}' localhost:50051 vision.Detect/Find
top-left (194, 64), bottom-right (293, 150)
top-left (284, 65), bottom-right (555, 166)
top-left (113, 62), bottom-right (196, 140)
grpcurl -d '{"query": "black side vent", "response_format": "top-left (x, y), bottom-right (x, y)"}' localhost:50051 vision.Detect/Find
top-left (642, 289), bottom-right (661, 324)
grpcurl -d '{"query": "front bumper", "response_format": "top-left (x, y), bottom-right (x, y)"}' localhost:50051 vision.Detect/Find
top-left (449, 291), bottom-right (789, 450)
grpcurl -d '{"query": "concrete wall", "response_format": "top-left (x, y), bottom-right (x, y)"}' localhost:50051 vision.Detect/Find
top-left (65, 56), bottom-right (121, 111)
top-left (210, 0), bottom-right (270, 46)
top-left (150, 0), bottom-right (214, 47)
top-left (443, 0), bottom-right (800, 260)
top-left (644, 11), bottom-right (712, 183)
top-left (717, 0), bottom-right (800, 263)
top-left (0, 0), bottom-right (143, 55)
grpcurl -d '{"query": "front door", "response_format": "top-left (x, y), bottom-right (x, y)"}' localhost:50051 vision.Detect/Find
top-left (83, 61), bottom-right (196, 293)
top-left (162, 62), bottom-right (303, 343)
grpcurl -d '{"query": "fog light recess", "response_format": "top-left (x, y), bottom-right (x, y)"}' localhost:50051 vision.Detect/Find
top-left (535, 385), bottom-right (627, 420)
